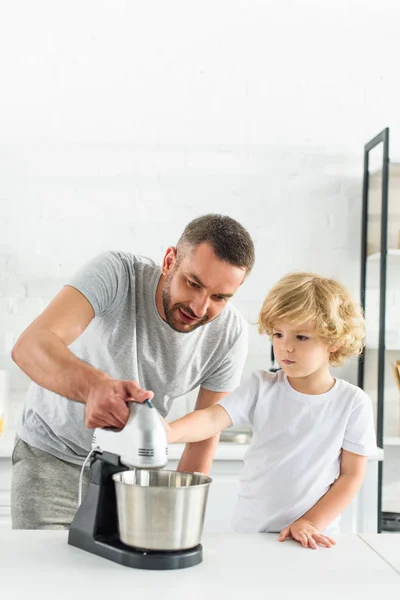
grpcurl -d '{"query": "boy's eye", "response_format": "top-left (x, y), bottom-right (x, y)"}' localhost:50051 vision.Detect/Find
top-left (273, 332), bottom-right (283, 338)
top-left (297, 335), bottom-right (309, 341)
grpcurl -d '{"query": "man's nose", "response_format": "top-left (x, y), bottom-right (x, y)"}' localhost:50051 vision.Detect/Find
top-left (190, 293), bottom-right (210, 318)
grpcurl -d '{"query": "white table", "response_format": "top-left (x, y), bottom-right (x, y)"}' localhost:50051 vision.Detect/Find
top-left (361, 533), bottom-right (400, 574)
top-left (0, 531), bottom-right (399, 599)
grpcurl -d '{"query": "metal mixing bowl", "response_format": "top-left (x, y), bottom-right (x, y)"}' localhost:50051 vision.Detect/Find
top-left (112, 469), bottom-right (212, 551)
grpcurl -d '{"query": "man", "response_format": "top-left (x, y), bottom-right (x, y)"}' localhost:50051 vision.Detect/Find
top-left (11, 213), bottom-right (255, 529)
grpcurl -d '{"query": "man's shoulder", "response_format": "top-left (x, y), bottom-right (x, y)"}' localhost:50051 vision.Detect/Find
top-left (69, 251), bottom-right (161, 313)
top-left (104, 251), bottom-right (158, 268)
top-left (93, 251), bottom-right (160, 278)
top-left (212, 302), bottom-right (248, 339)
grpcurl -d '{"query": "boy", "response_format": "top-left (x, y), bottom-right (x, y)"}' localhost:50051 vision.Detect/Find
top-left (166, 272), bottom-right (377, 549)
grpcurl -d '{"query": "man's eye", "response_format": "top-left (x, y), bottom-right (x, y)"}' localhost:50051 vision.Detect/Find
top-left (214, 296), bottom-right (227, 303)
top-left (188, 280), bottom-right (200, 289)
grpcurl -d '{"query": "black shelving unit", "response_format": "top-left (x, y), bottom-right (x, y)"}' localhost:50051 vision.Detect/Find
top-left (358, 127), bottom-right (390, 533)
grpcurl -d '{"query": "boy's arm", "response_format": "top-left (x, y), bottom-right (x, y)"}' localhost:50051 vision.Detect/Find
top-left (175, 388), bottom-right (229, 475)
top-left (302, 449), bottom-right (367, 530)
top-left (167, 403), bottom-right (232, 444)
top-left (279, 450), bottom-right (367, 548)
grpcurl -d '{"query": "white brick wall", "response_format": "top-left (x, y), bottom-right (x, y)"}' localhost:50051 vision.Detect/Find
top-left (1, 0), bottom-right (400, 428)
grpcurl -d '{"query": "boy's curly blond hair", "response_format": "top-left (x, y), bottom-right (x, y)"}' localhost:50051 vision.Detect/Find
top-left (258, 272), bottom-right (365, 366)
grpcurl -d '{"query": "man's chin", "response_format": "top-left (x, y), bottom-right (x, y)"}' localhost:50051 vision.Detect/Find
top-left (167, 314), bottom-right (206, 333)
top-left (170, 320), bottom-right (201, 333)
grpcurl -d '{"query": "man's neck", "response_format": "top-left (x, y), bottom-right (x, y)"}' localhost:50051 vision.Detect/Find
top-left (155, 274), bottom-right (167, 321)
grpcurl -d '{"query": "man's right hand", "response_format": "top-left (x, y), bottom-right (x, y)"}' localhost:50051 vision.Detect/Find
top-left (85, 379), bottom-right (154, 430)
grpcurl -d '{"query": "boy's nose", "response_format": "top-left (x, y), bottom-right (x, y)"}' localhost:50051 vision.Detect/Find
top-left (282, 342), bottom-right (294, 353)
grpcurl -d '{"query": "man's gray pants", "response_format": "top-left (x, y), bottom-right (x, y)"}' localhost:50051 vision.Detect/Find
top-left (11, 437), bottom-right (89, 529)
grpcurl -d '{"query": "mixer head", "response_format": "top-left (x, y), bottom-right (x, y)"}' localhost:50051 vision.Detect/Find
top-left (92, 399), bottom-right (168, 469)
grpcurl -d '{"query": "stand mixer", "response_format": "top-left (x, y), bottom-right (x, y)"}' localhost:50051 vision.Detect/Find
top-left (68, 399), bottom-right (205, 570)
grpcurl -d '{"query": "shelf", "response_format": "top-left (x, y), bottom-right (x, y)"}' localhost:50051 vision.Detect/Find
top-left (384, 436), bottom-right (400, 446)
top-left (365, 346), bottom-right (400, 351)
top-left (368, 162), bottom-right (400, 182)
top-left (367, 249), bottom-right (400, 261)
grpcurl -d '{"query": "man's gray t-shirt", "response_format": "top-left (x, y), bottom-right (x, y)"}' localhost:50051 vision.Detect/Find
top-left (17, 251), bottom-right (248, 465)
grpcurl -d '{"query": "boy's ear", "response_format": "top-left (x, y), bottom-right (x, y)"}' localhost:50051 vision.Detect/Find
top-left (328, 344), bottom-right (341, 353)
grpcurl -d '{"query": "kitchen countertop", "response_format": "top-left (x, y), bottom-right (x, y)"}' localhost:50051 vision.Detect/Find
top-left (0, 427), bottom-right (16, 458)
top-left (0, 428), bottom-right (248, 460)
top-left (361, 533), bottom-right (400, 574)
top-left (0, 428), bottom-right (385, 461)
top-left (0, 531), bottom-right (399, 597)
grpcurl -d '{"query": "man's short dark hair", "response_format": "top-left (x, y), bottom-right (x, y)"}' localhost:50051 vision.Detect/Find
top-left (177, 214), bottom-right (255, 274)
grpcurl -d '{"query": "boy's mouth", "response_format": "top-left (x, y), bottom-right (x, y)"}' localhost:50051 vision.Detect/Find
top-left (282, 359), bottom-right (296, 365)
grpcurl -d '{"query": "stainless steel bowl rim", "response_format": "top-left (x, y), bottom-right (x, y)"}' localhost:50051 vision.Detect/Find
top-left (111, 469), bottom-right (213, 487)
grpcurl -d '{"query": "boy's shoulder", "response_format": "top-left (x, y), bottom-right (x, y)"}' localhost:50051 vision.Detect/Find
top-left (250, 372), bottom-right (371, 404)
top-left (335, 377), bottom-right (371, 406)
top-left (250, 369), bottom-right (282, 390)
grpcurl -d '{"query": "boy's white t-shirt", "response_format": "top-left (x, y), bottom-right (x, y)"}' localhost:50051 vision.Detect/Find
top-left (218, 369), bottom-right (377, 534)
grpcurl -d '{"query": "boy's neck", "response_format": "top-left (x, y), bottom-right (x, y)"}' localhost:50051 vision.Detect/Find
top-left (287, 368), bottom-right (335, 395)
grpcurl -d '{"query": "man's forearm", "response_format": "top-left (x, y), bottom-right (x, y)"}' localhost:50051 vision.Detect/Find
top-left (12, 329), bottom-right (109, 403)
top-left (302, 473), bottom-right (364, 531)
top-left (177, 434), bottom-right (220, 475)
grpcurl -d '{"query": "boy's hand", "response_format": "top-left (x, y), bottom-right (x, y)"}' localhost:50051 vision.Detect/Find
top-left (278, 518), bottom-right (336, 549)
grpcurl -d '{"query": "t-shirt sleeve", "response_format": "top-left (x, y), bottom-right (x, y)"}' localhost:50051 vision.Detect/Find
top-left (218, 371), bottom-right (263, 428)
top-left (66, 251), bottom-right (129, 317)
top-left (200, 325), bottom-right (248, 393)
top-left (342, 390), bottom-right (377, 456)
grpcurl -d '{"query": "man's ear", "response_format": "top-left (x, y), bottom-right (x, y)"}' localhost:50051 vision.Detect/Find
top-left (162, 246), bottom-right (178, 276)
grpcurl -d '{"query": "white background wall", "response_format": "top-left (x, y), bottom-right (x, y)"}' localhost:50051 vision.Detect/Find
top-left (1, 0), bottom-right (400, 430)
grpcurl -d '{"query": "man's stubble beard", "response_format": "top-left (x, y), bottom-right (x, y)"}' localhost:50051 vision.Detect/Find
top-left (162, 271), bottom-right (209, 333)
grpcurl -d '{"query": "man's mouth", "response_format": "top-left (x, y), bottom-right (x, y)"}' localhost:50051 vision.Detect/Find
top-left (178, 308), bottom-right (199, 324)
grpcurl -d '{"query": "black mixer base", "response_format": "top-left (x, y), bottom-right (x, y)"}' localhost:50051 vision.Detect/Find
top-left (70, 532), bottom-right (203, 570)
top-left (67, 452), bottom-right (203, 570)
